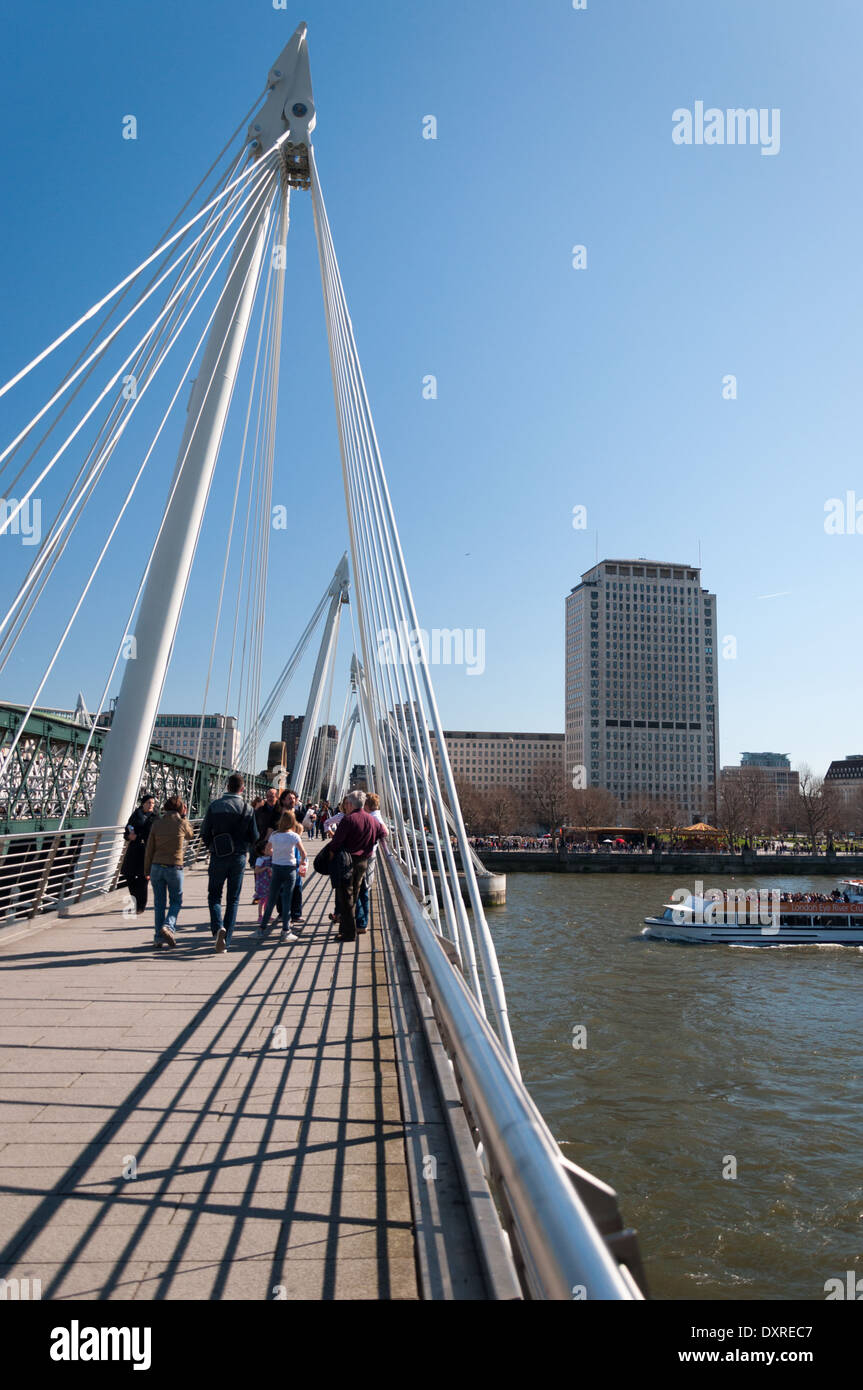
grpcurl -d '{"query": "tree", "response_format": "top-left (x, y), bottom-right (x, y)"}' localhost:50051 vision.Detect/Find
top-left (716, 773), bottom-right (746, 851)
top-left (798, 765), bottom-right (839, 854)
top-left (452, 777), bottom-right (483, 834)
top-left (628, 796), bottom-right (668, 847)
top-left (566, 785), bottom-right (621, 841)
top-left (529, 762), bottom-right (572, 849)
top-left (736, 767), bottom-right (773, 843)
top-left (474, 784), bottom-right (518, 837)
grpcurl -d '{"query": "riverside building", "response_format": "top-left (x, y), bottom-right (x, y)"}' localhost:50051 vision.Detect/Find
top-left (151, 713), bottom-right (240, 766)
top-left (430, 731), bottom-right (564, 793)
top-left (721, 753), bottom-right (800, 812)
top-left (565, 559), bottom-right (719, 820)
top-left (824, 754), bottom-right (863, 807)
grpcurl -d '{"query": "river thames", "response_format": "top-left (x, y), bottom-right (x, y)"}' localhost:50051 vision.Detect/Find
top-left (489, 872), bottom-right (863, 1301)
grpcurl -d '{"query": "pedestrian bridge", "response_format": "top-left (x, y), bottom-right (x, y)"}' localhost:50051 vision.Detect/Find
top-left (0, 839), bottom-right (644, 1300)
top-left (0, 22), bottom-right (645, 1300)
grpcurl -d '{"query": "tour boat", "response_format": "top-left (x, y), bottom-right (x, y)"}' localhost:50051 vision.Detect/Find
top-left (642, 880), bottom-right (863, 945)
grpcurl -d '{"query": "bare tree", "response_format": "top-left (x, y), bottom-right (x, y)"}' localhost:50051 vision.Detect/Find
top-left (736, 767), bottom-right (773, 843)
top-left (566, 785), bottom-right (621, 842)
top-left (529, 762), bottom-right (572, 850)
top-left (628, 796), bottom-right (667, 848)
top-left (475, 784), bottom-right (518, 837)
top-left (716, 773), bottom-right (746, 851)
top-left (452, 777), bottom-right (483, 835)
top-left (798, 765), bottom-right (839, 854)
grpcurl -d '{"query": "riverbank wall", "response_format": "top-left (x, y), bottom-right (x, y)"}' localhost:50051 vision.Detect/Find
top-left (470, 851), bottom-right (863, 877)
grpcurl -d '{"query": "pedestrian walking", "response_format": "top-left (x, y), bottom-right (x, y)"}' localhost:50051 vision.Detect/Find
top-left (122, 792), bottom-right (156, 915)
top-left (259, 811), bottom-right (308, 944)
top-left (144, 796), bottom-right (194, 948)
top-left (200, 773), bottom-right (257, 953)
top-left (326, 790), bottom-right (387, 942)
top-left (253, 788), bottom-right (280, 868)
top-left (355, 792), bottom-right (385, 935)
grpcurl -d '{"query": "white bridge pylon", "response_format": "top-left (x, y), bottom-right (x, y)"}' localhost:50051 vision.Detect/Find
top-left (0, 24), bottom-right (518, 1065)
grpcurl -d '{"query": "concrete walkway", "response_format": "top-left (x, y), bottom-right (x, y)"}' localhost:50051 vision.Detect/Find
top-left (0, 843), bottom-right (419, 1300)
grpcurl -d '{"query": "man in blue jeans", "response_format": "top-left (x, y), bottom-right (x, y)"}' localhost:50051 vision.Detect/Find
top-left (200, 773), bottom-right (257, 953)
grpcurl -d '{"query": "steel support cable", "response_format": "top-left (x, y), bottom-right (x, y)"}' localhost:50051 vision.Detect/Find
top-left (314, 228), bottom-right (421, 853)
top-left (317, 259), bottom-right (417, 880)
top-left (235, 250), bottom-right (280, 778)
top-left (10, 179), bottom-right (279, 815)
top-left (331, 346), bottom-right (443, 928)
top-left (0, 86), bottom-right (267, 440)
top-left (43, 178), bottom-right (278, 826)
top-left (0, 163), bottom-right (269, 641)
top-left (304, 205), bottom-right (392, 830)
top-left (214, 278), bottom-right (281, 780)
top-left (247, 196), bottom-right (286, 775)
top-left (331, 678), bottom-right (353, 798)
top-left (76, 184), bottom-right (278, 822)
top-left (0, 160), bottom-right (279, 545)
top-left (308, 615), bottom-right (339, 799)
top-left (335, 356), bottom-right (455, 938)
top-left (345, 614), bottom-right (378, 809)
top-left (236, 588), bottom-right (330, 770)
top-left (0, 139), bottom-right (252, 502)
top-left (0, 165), bottom-right (260, 670)
top-left (331, 267), bottom-right (490, 1022)
top-left (311, 156), bottom-right (517, 1059)
top-left (0, 159), bottom-right (280, 487)
top-left (0, 134), bottom-right (284, 404)
top-left (345, 560), bottom-right (413, 865)
top-left (0, 171), bottom-right (279, 670)
top-left (312, 160), bottom-right (490, 975)
top-left (314, 197), bottom-right (452, 944)
top-left (189, 196), bottom-right (283, 791)
top-left (236, 260), bottom-right (279, 769)
top-left (320, 283), bottom-right (428, 895)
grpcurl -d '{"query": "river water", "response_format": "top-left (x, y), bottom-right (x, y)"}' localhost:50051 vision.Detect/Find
top-left (488, 872), bottom-right (863, 1301)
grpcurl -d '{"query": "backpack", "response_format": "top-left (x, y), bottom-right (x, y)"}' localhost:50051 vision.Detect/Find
top-left (211, 799), bottom-right (250, 858)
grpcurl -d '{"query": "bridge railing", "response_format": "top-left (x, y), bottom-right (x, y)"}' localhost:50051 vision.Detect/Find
top-left (381, 849), bottom-right (646, 1301)
top-left (0, 822), bottom-right (209, 928)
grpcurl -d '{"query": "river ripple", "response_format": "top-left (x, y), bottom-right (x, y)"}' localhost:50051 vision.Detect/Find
top-left (489, 872), bottom-right (863, 1300)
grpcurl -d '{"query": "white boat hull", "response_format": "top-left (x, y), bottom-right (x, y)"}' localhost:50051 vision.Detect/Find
top-left (643, 917), bottom-right (863, 946)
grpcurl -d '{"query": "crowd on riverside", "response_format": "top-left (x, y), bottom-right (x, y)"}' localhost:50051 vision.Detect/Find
top-left (466, 834), bottom-right (863, 855)
top-left (120, 776), bottom-right (387, 952)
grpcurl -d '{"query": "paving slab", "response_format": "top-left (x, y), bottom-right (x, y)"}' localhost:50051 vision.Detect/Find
top-left (0, 851), bottom-right (419, 1301)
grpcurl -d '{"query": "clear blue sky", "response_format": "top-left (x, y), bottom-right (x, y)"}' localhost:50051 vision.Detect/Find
top-left (1, 0), bottom-right (861, 776)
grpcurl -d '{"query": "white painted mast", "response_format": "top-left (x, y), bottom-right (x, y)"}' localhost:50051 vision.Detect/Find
top-left (87, 24), bottom-right (316, 864)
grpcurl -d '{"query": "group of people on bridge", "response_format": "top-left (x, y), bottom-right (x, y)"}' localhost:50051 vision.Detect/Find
top-left (121, 777), bottom-right (387, 953)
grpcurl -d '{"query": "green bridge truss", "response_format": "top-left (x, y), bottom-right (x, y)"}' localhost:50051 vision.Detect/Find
top-left (0, 704), bottom-right (267, 834)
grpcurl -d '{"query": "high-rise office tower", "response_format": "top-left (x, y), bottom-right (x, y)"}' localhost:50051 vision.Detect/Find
top-left (565, 559), bottom-right (719, 820)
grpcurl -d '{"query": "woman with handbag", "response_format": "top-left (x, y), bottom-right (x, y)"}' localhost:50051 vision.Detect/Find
top-left (144, 796), bottom-right (194, 948)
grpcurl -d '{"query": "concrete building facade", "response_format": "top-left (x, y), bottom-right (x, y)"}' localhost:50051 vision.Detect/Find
top-left (431, 730), bottom-right (564, 794)
top-left (152, 713), bottom-right (240, 767)
top-left (565, 559), bottom-right (719, 820)
top-left (721, 753), bottom-right (800, 814)
top-left (824, 754), bottom-right (863, 807)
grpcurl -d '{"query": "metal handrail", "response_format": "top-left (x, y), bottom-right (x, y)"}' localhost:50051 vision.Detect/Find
top-left (0, 820), bottom-right (208, 927)
top-left (381, 849), bottom-right (643, 1301)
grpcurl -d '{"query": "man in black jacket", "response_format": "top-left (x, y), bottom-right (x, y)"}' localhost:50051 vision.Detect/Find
top-left (201, 774), bottom-right (257, 953)
top-left (122, 793), bottom-right (156, 914)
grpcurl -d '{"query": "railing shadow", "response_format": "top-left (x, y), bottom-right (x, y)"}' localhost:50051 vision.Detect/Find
top-left (0, 869), bottom-right (410, 1300)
